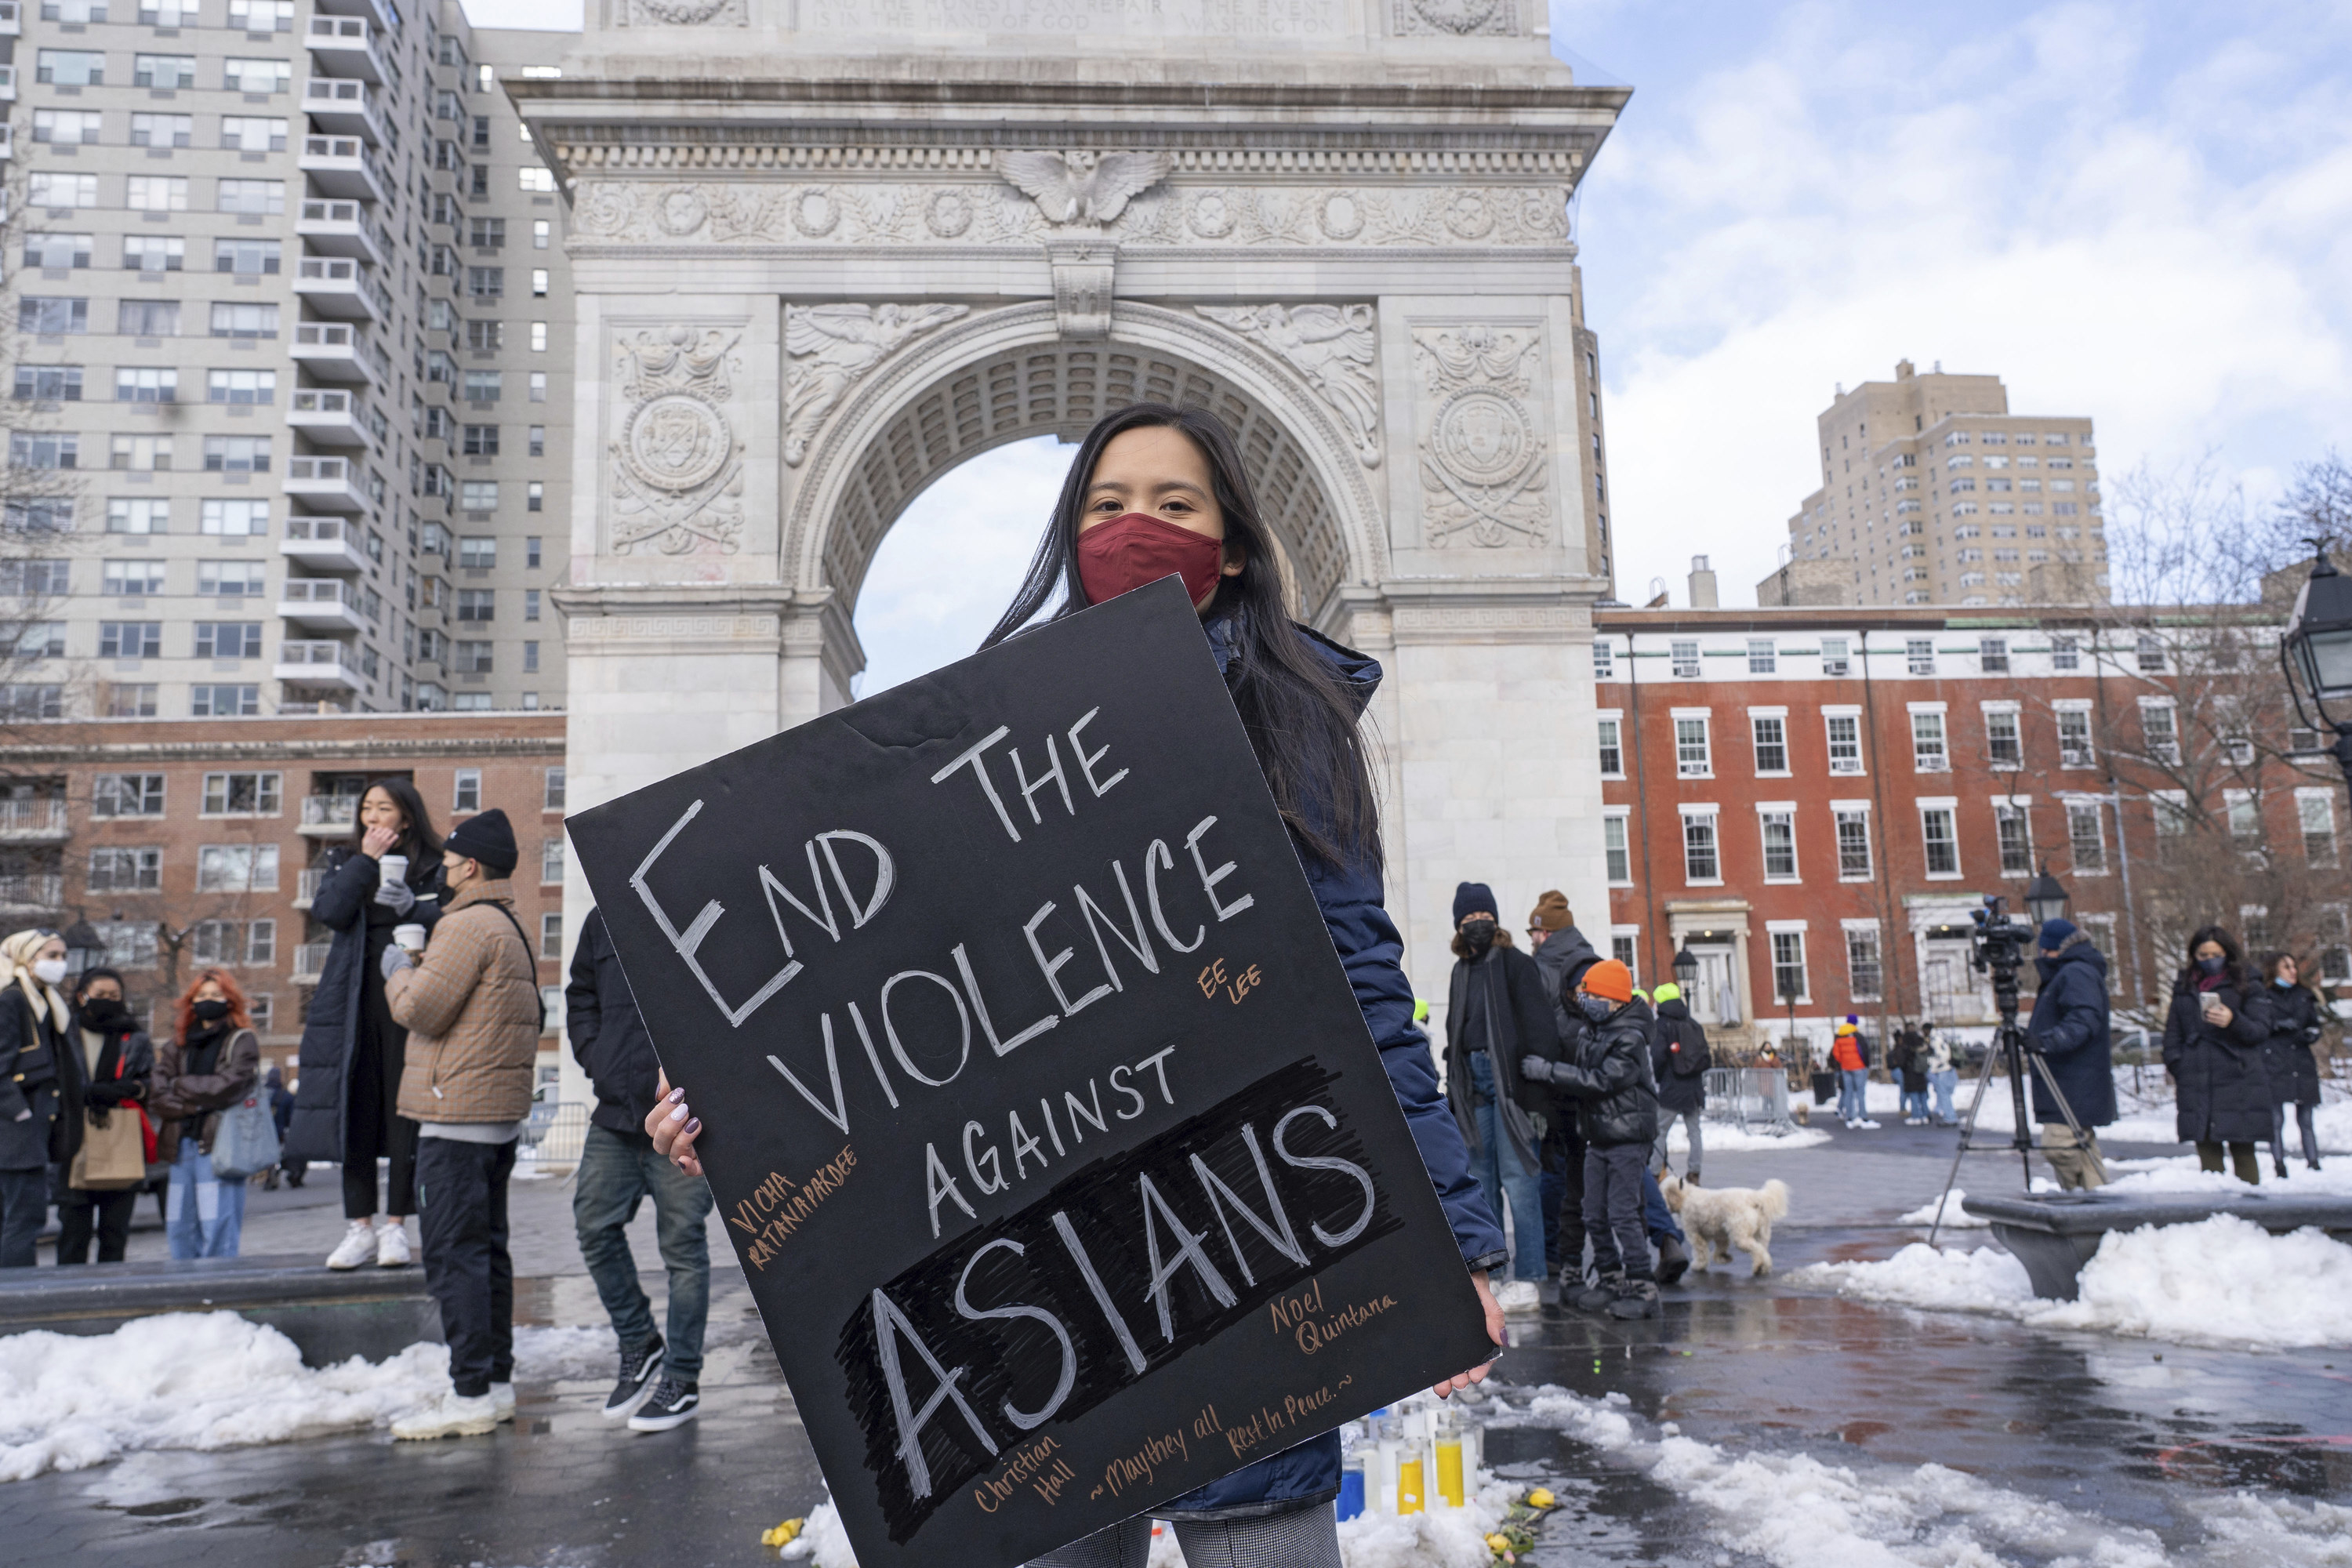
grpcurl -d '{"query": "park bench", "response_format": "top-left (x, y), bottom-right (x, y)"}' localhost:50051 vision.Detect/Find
top-left (0, 1251), bottom-right (441, 1366)
top-left (1960, 1189), bottom-right (2352, 1301)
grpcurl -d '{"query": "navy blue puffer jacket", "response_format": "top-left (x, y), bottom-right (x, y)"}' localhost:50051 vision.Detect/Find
top-left (1157, 613), bottom-right (1505, 1523)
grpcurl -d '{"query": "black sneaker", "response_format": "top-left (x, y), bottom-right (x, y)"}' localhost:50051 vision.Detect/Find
top-left (627, 1377), bottom-right (700, 1433)
top-left (601, 1334), bottom-right (665, 1420)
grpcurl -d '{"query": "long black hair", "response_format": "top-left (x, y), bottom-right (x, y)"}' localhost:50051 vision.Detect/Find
top-left (346, 775), bottom-right (443, 867)
top-left (981, 403), bottom-right (1381, 870)
top-left (2180, 924), bottom-right (2245, 988)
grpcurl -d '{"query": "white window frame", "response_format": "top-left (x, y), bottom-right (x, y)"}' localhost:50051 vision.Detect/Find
top-left (1755, 801), bottom-right (1800, 884)
top-left (1981, 700), bottom-right (2022, 771)
top-left (1602, 808), bottom-right (1632, 887)
top-left (1918, 797), bottom-right (1962, 880)
top-left (1765, 921), bottom-right (1810, 1006)
top-left (1907, 702), bottom-right (1950, 773)
top-left (2137, 697), bottom-right (2180, 765)
top-left (1596, 710), bottom-right (1624, 780)
top-left (2054, 699), bottom-right (2096, 769)
top-left (1992, 796), bottom-right (2034, 877)
top-left (1679, 804), bottom-right (1722, 887)
top-left (1609, 927), bottom-right (1642, 990)
top-left (1828, 799), bottom-right (1872, 883)
top-left (2063, 795), bottom-right (2110, 877)
top-left (453, 768), bottom-right (482, 814)
top-left (1841, 919), bottom-right (1885, 1004)
top-left (1671, 709), bottom-right (1712, 779)
top-left (1824, 706), bottom-right (1865, 776)
top-left (2296, 787), bottom-right (2339, 869)
top-left (1748, 706), bottom-right (1791, 778)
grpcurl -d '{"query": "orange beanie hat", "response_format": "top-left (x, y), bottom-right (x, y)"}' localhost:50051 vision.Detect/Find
top-left (1581, 958), bottom-right (1634, 1004)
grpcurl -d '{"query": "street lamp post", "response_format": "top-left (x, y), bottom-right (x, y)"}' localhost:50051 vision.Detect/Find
top-left (1671, 944), bottom-right (1699, 992)
top-left (2024, 865), bottom-right (2071, 930)
top-left (2280, 543), bottom-right (2352, 799)
top-left (62, 918), bottom-right (106, 979)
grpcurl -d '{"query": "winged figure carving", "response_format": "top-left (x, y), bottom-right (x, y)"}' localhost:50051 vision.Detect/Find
top-left (997, 150), bottom-right (1173, 226)
top-left (782, 303), bottom-right (971, 466)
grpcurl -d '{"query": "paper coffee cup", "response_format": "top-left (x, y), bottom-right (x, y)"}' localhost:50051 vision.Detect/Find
top-left (394, 923), bottom-right (427, 953)
top-left (379, 853), bottom-right (408, 884)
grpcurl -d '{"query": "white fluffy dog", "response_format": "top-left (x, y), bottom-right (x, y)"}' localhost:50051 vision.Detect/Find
top-left (1660, 1173), bottom-right (1790, 1277)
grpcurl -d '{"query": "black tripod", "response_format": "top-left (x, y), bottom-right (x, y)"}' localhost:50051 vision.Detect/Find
top-left (1925, 937), bottom-right (2096, 1246)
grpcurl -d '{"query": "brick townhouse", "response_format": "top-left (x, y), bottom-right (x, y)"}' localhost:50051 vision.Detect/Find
top-left (1, 710), bottom-right (568, 1083)
top-left (1592, 604), bottom-right (2348, 1061)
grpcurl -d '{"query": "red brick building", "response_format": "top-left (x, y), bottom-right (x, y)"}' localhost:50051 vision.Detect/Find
top-left (3, 713), bottom-right (568, 1080)
top-left (1592, 606), bottom-right (2347, 1060)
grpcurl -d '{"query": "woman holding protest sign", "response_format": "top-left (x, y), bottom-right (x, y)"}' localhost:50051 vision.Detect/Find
top-left (654, 403), bottom-right (1508, 1568)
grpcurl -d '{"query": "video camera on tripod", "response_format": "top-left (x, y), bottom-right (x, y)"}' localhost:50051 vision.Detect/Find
top-left (1922, 883), bottom-right (2099, 1242)
top-left (1926, 895), bottom-right (2042, 1023)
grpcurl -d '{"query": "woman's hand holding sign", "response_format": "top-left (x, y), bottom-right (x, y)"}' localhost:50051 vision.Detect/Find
top-left (649, 1070), bottom-right (702, 1178)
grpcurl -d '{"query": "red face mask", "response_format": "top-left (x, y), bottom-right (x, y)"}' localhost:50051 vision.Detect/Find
top-left (1076, 512), bottom-right (1226, 608)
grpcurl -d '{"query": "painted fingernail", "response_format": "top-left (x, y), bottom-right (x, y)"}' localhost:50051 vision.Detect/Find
top-left (666, 1086), bottom-right (685, 1104)
top-left (667, 1102), bottom-right (688, 1123)
top-left (684, 1118), bottom-right (701, 1136)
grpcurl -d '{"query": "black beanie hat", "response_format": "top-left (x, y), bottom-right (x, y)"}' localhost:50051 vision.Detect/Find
top-left (445, 808), bottom-right (517, 877)
top-left (1453, 881), bottom-right (1497, 928)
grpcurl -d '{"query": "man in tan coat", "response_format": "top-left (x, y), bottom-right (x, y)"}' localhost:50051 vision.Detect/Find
top-left (380, 807), bottom-right (543, 1440)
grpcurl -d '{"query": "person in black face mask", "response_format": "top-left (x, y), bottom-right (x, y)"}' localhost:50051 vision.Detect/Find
top-left (1440, 882), bottom-right (1563, 1314)
top-left (151, 970), bottom-right (261, 1257)
top-left (56, 967), bottom-right (155, 1264)
top-left (2161, 926), bottom-right (2270, 1185)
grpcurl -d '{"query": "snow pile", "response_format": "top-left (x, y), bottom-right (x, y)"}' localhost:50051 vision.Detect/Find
top-left (2100, 1157), bottom-right (2352, 1197)
top-left (779, 1496), bottom-right (859, 1567)
top-left (0, 1312), bottom-right (620, 1481)
top-left (1669, 1121), bottom-right (1828, 1153)
top-left (1794, 1215), bottom-right (2352, 1348)
top-left (1490, 1383), bottom-right (2352, 1568)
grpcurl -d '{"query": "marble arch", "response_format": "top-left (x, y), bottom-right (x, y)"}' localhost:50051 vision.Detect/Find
top-left (526, 0), bottom-right (1629, 1009)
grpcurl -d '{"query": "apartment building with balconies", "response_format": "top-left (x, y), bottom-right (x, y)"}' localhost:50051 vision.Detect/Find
top-left (2, 0), bottom-right (572, 722)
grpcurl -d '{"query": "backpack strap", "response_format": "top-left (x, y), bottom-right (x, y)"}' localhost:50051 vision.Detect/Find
top-left (486, 902), bottom-right (549, 1027)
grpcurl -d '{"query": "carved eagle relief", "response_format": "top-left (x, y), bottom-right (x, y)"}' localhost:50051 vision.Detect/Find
top-left (997, 150), bottom-right (1173, 226)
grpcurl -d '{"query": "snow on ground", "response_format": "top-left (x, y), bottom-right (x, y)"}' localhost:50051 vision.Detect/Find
top-left (1668, 1120), bottom-right (1829, 1154)
top-left (1491, 1384), bottom-right (2352, 1568)
top-left (1893, 1181), bottom-right (2056, 1229)
top-left (1952, 1070), bottom-right (2352, 1148)
top-left (1793, 1214), bottom-right (2352, 1349)
top-left (0, 1312), bottom-right (611, 1482)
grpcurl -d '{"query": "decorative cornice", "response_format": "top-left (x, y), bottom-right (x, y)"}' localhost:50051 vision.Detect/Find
top-left (549, 137), bottom-right (1588, 175)
top-left (510, 78), bottom-right (1632, 118)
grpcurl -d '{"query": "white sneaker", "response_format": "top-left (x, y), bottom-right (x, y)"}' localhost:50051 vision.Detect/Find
top-left (376, 1221), bottom-right (412, 1269)
top-left (326, 1219), bottom-right (376, 1271)
top-left (391, 1391), bottom-right (499, 1441)
top-left (491, 1381), bottom-right (515, 1423)
top-left (1494, 1279), bottom-right (1542, 1315)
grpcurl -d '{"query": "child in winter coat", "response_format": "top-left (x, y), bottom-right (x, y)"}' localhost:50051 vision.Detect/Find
top-left (1520, 959), bottom-right (1662, 1321)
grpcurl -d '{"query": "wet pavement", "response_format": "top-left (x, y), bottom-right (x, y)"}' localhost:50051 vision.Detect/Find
top-left (4, 1120), bottom-right (2346, 1567)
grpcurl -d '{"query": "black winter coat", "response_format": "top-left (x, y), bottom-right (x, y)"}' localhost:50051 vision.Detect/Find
top-left (566, 906), bottom-right (662, 1137)
top-left (2162, 968), bottom-right (2271, 1144)
top-left (1550, 999), bottom-right (1659, 1148)
top-left (2026, 935), bottom-right (2116, 1127)
top-left (285, 844), bottom-right (447, 1163)
top-left (0, 979), bottom-right (79, 1171)
top-left (1649, 999), bottom-right (1710, 1115)
top-left (2249, 982), bottom-right (2325, 1107)
top-left (60, 1016), bottom-right (153, 1170)
top-left (1443, 940), bottom-right (1563, 1171)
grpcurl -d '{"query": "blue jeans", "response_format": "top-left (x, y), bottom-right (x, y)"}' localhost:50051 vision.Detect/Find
top-left (167, 1137), bottom-right (245, 1259)
top-left (1839, 1069), bottom-right (1871, 1123)
top-left (1467, 1054), bottom-right (1546, 1283)
top-left (573, 1123), bottom-right (714, 1381)
top-left (1930, 1069), bottom-right (1958, 1123)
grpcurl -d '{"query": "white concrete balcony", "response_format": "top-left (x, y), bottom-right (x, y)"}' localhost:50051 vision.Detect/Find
top-left (291, 866), bottom-right (328, 911)
top-left (286, 387), bottom-right (368, 448)
top-left (305, 15), bottom-right (388, 83)
top-left (0, 3), bottom-right (19, 38)
top-left (0, 124), bottom-right (14, 162)
top-left (301, 78), bottom-right (387, 144)
top-left (0, 797), bottom-right (67, 840)
top-left (0, 873), bottom-right (62, 913)
top-left (283, 455), bottom-right (370, 514)
top-left (292, 255), bottom-right (386, 323)
top-left (314, 0), bottom-right (396, 30)
top-left (299, 795), bottom-right (358, 838)
top-left (298, 135), bottom-right (387, 205)
top-left (292, 941), bottom-right (332, 982)
top-left (276, 639), bottom-right (362, 692)
top-left (278, 576), bottom-right (369, 634)
top-left (296, 199), bottom-right (387, 266)
top-left (280, 514), bottom-right (369, 575)
top-left (0, 64), bottom-right (17, 102)
top-left (289, 321), bottom-right (381, 386)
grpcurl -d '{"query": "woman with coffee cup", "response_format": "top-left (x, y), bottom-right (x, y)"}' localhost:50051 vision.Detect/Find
top-left (2161, 925), bottom-right (2272, 1185)
top-left (285, 776), bottom-right (448, 1269)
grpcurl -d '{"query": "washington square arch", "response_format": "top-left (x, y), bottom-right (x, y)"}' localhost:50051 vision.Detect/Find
top-left (518, 0), bottom-right (1631, 1008)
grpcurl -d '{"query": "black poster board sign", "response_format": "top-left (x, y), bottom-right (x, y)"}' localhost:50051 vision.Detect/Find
top-left (568, 581), bottom-right (1492, 1568)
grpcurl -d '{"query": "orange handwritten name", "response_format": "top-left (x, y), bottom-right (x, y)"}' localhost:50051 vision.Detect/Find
top-left (728, 1143), bottom-right (856, 1272)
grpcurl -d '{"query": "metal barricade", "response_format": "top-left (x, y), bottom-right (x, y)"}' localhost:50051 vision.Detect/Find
top-left (1700, 1066), bottom-right (1795, 1134)
top-left (518, 1101), bottom-right (590, 1175)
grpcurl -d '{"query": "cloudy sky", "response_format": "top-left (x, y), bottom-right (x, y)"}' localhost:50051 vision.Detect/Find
top-left (465, 0), bottom-right (2352, 691)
